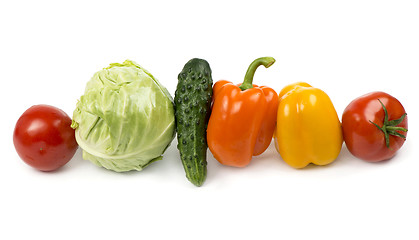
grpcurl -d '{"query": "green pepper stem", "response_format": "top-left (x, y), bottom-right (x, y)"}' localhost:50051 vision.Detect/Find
top-left (239, 57), bottom-right (275, 91)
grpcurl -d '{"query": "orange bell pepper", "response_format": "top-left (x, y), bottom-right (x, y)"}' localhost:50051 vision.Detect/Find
top-left (207, 57), bottom-right (278, 167)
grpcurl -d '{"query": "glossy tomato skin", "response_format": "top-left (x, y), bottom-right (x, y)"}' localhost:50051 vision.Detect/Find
top-left (13, 105), bottom-right (78, 171)
top-left (342, 92), bottom-right (407, 162)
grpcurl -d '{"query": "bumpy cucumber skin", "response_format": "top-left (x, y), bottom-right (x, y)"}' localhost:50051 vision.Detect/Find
top-left (174, 58), bottom-right (213, 186)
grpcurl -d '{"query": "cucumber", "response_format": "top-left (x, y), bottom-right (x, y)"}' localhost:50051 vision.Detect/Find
top-left (174, 58), bottom-right (213, 186)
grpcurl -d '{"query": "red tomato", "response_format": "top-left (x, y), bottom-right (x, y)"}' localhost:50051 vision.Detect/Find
top-left (13, 105), bottom-right (78, 171)
top-left (342, 92), bottom-right (408, 162)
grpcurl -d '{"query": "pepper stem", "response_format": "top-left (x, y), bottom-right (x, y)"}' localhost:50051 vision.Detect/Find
top-left (239, 57), bottom-right (276, 91)
top-left (370, 99), bottom-right (408, 148)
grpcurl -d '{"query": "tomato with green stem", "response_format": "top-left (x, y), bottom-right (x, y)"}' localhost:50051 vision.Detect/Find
top-left (342, 92), bottom-right (408, 162)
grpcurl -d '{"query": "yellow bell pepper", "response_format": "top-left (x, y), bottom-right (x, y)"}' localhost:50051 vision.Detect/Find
top-left (274, 82), bottom-right (343, 168)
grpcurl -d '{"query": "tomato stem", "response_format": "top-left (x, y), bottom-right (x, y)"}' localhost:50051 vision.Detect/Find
top-left (386, 126), bottom-right (408, 132)
top-left (370, 99), bottom-right (408, 148)
top-left (239, 57), bottom-right (275, 91)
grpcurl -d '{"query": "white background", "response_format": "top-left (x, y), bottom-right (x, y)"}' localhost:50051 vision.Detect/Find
top-left (1, 0), bottom-right (418, 239)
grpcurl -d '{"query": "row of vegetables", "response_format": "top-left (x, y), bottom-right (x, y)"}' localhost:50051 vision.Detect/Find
top-left (13, 57), bottom-right (408, 186)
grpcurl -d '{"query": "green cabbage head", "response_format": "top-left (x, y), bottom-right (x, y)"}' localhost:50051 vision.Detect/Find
top-left (71, 60), bottom-right (175, 172)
